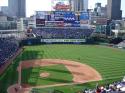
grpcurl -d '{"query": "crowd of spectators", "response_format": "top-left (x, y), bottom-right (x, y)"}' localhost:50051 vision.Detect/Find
top-left (117, 40), bottom-right (125, 48)
top-left (31, 79), bottom-right (125, 93)
top-left (0, 37), bottom-right (19, 67)
top-left (82, 79), bottom-right (125, 93)
top-left (32, 28), bottom-right (94, 39)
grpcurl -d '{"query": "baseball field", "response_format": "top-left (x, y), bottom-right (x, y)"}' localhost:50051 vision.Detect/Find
top-left (0, 44), bottom-right (125, 93)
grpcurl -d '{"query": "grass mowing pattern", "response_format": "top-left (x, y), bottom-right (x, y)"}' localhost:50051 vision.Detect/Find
top-left (0, 45), bottom-right (125, 93)
top-left (22, 45), bottom-right (125, 80)
top-left (22, 65), bottom-right (73, 86)
top-left (32, 78), bottom-right (123, 93)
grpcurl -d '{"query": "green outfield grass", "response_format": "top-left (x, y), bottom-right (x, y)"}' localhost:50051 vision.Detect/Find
top-left (0, 45), bottom-right (125, 93)
top-left (22, 65), bottom-right (73, 86)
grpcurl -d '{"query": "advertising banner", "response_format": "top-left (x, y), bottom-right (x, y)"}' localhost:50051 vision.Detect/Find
top-left (80, 12), bottom-right (89, 26)
top-left (36, 11), bottom-right (46, 19)
top-left (45, 21), bottom-right (64, 27)
top-left (51, 13), bottom-right (55, 21)
top-left (41, 39), bottom-right (86, 43)
top-left (64, 11), bottom-right (76, 23)
top-left (54, 11), bottom-right (65, 21)
top-left (91, 17), bottom-right (107, 25)
top-left (36, 19), bottom-right (45, 26)
top-left (52, 0), bottom-right (70, 11)
top-left (36, 11), bottom-right (46, 27)
top-left (80, 12), bottom-right (89, 20)
top-left (95, 18), bottom-right (107, 25)
top-left (71, 21), bottom-right (80, 27)
top-left (55, 21), bottom-right (64, 27)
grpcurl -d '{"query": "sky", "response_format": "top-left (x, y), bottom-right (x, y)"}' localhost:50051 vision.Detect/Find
top-left (0, 0), bottom-right (125, 17)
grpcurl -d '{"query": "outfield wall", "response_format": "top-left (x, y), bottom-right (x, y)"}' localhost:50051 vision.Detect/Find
top-left (41, 39), bottom-right (86, 43)
top-left (21, 38), bottom-right (94, 45)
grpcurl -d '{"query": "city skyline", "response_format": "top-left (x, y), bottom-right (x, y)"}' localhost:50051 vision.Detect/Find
top-left (8, 0), bottom-right (26, 17)
top-left (107, 0), bottom-right (122, 20)
top-left (0, 0), bottom-right (125, 17)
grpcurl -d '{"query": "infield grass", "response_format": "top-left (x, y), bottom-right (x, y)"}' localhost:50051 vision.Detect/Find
top-left (22, 65), bottom-right (73, 86)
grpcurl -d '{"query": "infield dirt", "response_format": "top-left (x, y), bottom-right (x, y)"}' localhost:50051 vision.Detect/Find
top-left (8, 59), bottom-right (102, 93)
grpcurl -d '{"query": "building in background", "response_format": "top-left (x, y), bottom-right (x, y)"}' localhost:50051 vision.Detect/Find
top-left (27, 16), bottom-right (36, 28)
top-left (18, 0), bottom-right (26, 18)
top-left (83, 0), bottom-right (88, 11)
top-left (0, 11), bottom-right (8, 21)
top-left (70, 0), bottom-right (88, 11)
top-left (8, 0), bottom-right (18, 17)
top-left (107, 0), bottom-right (122, 20)
top-left (94, 3), bottom-right (107, 17)
top-left (101, 5), bottom-right (107, 17)
top-left (8, 0), bottom-right (26, 18)
top-left (94, 3), bottom-right (101, 16)
top-left (80, 11), bottom-right (90, 27)
top-left (1, 6), bottom-right (9, 16)
top-left (0, 12), bottom-right (17, 30)
top-left (35, 11), bottom-right (46, 27)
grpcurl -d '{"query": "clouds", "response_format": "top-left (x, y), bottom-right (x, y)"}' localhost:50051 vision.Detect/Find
top-left (26, 0), bottom-right (51, 16)
top-left (0, 0), bottom-right (8, 6)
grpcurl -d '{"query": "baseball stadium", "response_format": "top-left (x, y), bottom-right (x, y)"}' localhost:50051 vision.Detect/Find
top-left (0, 0), bottom-right (125, 92)
top-left (0, 25), bottom-right (125, 93)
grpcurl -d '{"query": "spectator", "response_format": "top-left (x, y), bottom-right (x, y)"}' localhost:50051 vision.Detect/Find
top-left (0, 37), bottom-right (19, 67)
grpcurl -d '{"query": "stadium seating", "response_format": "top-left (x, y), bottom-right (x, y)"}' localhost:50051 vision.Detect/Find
top-left (0, 38), bottom-right (19, 67)
top-left (117, 40), bottom-right (125, 48)
top-left (31, 80), bottom-right (125, 93)
top-left (81, 80), bottom-right (125, 93)
top-left (32, 28), bottom-right (94, 39)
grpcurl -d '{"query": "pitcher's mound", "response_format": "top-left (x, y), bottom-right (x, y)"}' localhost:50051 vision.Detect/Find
top-left (40, 72), bottom-right (50, 78)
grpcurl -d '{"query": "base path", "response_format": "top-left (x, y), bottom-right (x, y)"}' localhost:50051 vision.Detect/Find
top-left (8, 59), bottom-right (102, 93)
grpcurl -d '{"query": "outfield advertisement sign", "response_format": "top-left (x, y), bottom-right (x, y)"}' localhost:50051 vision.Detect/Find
top-left (80, 12), bottom-right (89, 26)
top-left (45, 21), bottom-right (64, 27)
top-left (80, 12), bottom-right (89, 20)
top-left (64, 12), bottom-right (76, 23)
top-left (36, 11), bottom-right (46, 19)
top-left (71, 21), bottom-right (80, 27)
top-left (54, 11), bottom-right (65, 21)
top-left (36, 11), bottom-right (46, 27)
top-left (41, 39), bottom-right (86, 43)
top-left (36, 19), bottom-right (45, 27)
